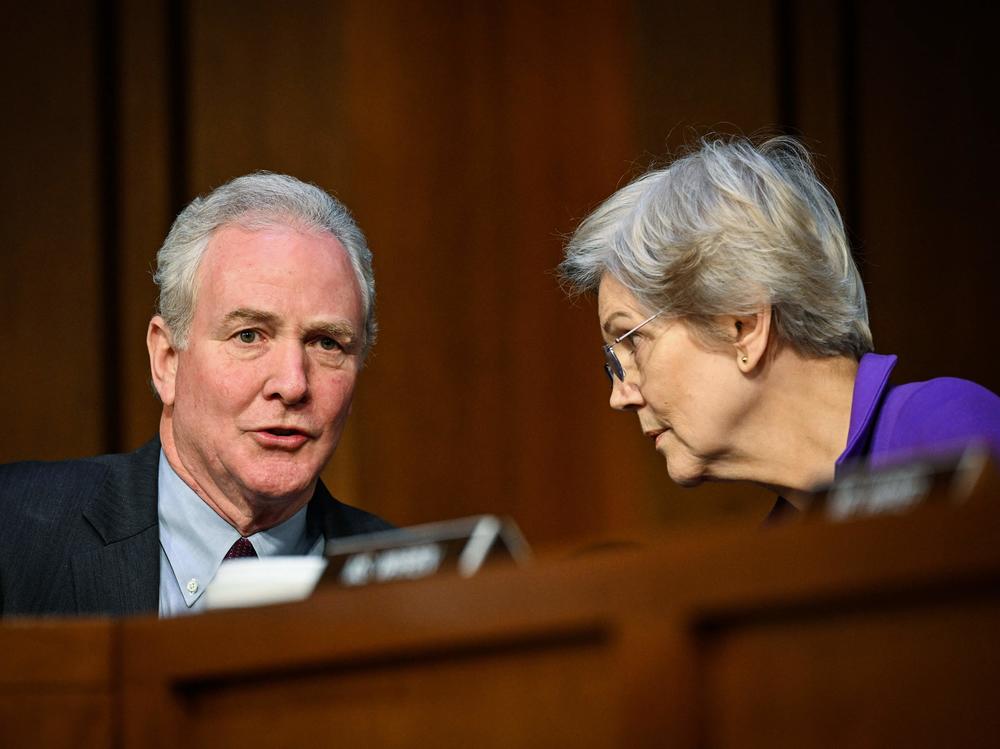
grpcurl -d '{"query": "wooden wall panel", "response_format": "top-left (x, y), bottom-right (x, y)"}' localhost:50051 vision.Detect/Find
top-left (119, 0), bottom-right (173, 451)
top-left (335, 0), bottom-right (647, 541)
top-left (331, 1), bottom-right (509, 527)
top-left (187, 1), bottom-right (354, 187)
top-left (791, 0), bottom-right (847, 201)
top-left (490, 1), bottom-right (644, 538)
top-left (635, 0), bottom-right (780, 156)
top-left (0, 4), bottom-right (104, 462)
top-left (4, 0), bottom-right (996, 547)
top-left (854, 5), bottom-right (999, 390)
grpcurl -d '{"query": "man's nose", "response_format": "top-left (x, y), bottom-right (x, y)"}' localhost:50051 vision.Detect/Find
top-left (264, 342), bottom-right (309, 405)
top-left (608, 374), bottom-right (644, 411)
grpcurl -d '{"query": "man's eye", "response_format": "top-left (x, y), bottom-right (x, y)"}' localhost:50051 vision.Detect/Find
top-left (237, 330), bottom-right (258, 344)
top-left (318, 337), bottom-right (341, 351)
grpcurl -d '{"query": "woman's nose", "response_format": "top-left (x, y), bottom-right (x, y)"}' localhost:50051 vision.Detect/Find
top-left (609, 374), bottom-right (644, 411)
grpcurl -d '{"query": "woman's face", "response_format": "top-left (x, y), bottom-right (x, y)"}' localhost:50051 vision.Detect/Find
top-left (597, 275), bottom-right (751, 486)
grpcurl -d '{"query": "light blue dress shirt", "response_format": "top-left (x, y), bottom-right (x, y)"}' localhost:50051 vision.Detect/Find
top-left (157, 451), bottom-right (324, 617)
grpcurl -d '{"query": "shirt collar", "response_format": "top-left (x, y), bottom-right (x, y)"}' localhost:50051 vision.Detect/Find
top-left (836, 353), bottom-right (897, 471)
top-left (157, 450), bottom-right (317, 607)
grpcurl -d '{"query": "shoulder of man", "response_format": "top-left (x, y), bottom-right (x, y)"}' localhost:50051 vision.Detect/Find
top-left (0, 442), bottom-right (161, 616)
top-left (0, 440), bottom-right (159, 518)
top-left (0, 454), bottom-right (114, 526)
top-left (0, 453), bottom-right (115, 616)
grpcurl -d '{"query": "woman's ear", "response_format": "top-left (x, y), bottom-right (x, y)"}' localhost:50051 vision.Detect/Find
top-left (728, 306), bottom-right (772, 372)
top-left (147, 315), bottom-right (178, 405)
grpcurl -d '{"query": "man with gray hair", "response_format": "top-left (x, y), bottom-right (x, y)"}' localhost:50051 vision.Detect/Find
top-left (0, 172), bottom-right (392, 618)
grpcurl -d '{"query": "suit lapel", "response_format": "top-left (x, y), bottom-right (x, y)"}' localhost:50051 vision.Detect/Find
top-left (67, 449), bottom-right (386, 615)
top-left (307, 479), bottom-right (393, 543)
top-left (73, 439), bottom-right (161, 616)
top-left (307, 480), bottom-right (341, 542)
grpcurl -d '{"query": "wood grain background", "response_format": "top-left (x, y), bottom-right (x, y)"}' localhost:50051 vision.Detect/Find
top-left (2, 0), bottom-right (996, 546)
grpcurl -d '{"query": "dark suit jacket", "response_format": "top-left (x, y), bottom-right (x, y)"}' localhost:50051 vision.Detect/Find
top-left (0, 438), bottom-right (393, 618)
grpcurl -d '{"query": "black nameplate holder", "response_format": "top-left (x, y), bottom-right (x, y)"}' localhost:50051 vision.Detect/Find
top-left (807, 443), bottom-right (998, 522)
top-left (321, 515), bottom-right (531, 588)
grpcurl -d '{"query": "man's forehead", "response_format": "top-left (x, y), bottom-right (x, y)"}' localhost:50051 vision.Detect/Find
top-left (192, 223), bottom-right (362, 323)
top-left (197, 224), bottom-right (353, 287)
top-left (202, 222), bottom-right (346, 264)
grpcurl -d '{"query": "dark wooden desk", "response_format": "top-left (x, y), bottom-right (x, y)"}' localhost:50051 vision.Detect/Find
top-left (4, 500), bottom-right (1000, 748)
top-left (0, 617), bottom-right (115, 747)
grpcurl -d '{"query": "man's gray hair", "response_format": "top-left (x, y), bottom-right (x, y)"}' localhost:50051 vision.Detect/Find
top-left (153, 172), bottom-right (377, 354)
top-left (560, 136), bottom-right (873, 358)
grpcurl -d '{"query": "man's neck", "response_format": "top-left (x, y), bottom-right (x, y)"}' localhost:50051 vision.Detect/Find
top-left (158, 420), bottom-right (314, 536)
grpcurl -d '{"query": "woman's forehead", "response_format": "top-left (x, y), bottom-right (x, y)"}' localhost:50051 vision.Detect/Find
top-left (598, 275), bottom-right (647, 329)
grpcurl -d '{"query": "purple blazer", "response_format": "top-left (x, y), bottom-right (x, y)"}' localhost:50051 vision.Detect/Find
top-left (835, 353), bottom-right (1000, 476)
top-left (766, 353), bottom-right (1000, 523)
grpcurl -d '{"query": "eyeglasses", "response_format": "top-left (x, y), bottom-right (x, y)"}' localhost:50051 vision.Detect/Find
top-left (603, 311), bottom-right (661, 383)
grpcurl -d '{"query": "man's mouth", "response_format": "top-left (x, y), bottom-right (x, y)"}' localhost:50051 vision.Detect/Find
top-left (252, 427), bottom-right (313, 448)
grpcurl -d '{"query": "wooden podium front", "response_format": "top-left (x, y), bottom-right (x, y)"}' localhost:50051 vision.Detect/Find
top-left (4, 500), bottom-right (1000, 748)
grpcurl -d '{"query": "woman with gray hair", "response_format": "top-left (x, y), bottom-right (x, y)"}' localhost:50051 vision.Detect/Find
top-left (560, 136), bottom-right (1000, 515)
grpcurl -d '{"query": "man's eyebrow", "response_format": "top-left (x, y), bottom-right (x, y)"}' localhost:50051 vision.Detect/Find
top-left (303, 320), bottom-right (358, 342)
top-left (218, 309), bottom-right (359, 345)
top-left (221, 308), bottom-right (280, 328)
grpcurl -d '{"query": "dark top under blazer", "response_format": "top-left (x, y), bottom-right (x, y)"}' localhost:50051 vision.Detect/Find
top-left (0, 438), bottom-right (393, 618)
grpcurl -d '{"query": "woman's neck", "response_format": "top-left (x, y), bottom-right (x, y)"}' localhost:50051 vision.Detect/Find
top-left (722, 350), bottom-right (859, 506)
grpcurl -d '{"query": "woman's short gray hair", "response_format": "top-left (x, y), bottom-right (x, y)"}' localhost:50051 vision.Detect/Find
top-left (153, 172), bottom-right (377, 354)
top-left (560, 136), bottom-right (873, 358)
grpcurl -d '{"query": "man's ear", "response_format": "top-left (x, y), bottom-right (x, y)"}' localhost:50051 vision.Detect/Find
top-left (727, 305), bottom-right (772, 373)
top-left (147, 316), bottom-right (179, 405)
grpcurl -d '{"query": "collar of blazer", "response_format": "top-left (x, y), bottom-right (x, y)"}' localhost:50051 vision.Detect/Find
top-left (73, 439), bottom-right (161, 617)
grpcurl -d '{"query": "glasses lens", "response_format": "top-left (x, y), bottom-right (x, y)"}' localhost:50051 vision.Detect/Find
top-left (603, 347), bottom-right (624, 383)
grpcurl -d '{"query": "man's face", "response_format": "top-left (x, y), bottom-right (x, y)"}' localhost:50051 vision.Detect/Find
top-left (159, 223), bottom-right (364, 511)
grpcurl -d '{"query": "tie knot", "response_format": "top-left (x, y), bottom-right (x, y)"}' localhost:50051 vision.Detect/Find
top-left (224, 537), bottom-right (258, 560)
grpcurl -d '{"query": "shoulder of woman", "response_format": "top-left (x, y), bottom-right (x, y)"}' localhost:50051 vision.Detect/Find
top-left (879, 376), bottom-right (1000, 453)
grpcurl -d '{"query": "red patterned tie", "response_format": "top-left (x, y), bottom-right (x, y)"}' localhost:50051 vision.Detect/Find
top-left (224, 537), bottom-right (258, 559)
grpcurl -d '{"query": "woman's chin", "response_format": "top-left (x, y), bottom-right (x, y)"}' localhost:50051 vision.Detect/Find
top-left (664, 458), bottom-right (706, 487)
top-left (672, 475), bottom-right (705, 488)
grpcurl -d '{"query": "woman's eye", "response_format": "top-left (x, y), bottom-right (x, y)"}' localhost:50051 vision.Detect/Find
top-left (237, 330), bottom-right (258, 344)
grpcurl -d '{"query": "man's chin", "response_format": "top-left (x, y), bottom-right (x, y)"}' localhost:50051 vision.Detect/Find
top-left (239, 468), bottom-right (319, 505)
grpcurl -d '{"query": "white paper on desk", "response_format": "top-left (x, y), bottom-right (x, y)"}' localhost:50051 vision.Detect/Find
top-left (203, 556), bottom-right (328, 611)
